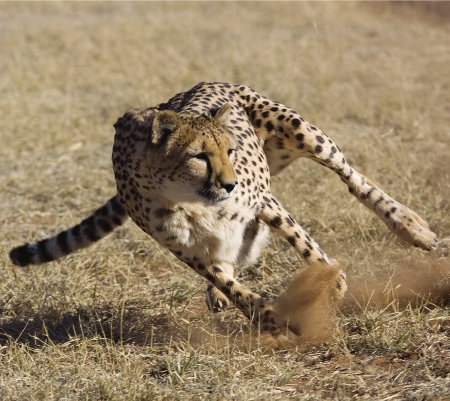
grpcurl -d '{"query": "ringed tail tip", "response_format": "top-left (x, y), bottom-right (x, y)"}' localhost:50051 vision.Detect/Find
top-left (9, 244), bottom-right (34, 267)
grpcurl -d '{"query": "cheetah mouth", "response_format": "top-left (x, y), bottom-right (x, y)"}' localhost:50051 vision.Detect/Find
top-left (196, 188), bottom-right (234, 205)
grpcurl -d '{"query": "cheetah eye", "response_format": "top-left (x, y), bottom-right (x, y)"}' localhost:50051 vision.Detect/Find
top-left (193, 152), bottom-right (208, 161)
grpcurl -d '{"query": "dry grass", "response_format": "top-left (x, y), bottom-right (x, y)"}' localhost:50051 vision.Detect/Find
top-left (1, 2), bottom-right (449, 399)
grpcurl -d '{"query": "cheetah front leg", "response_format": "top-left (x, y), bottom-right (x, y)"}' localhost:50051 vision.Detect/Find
top-left (206, 285), bottom-right (229, 312)
top-left (184, 259), bottom-right (286, 334)
top-left (205, 264), bottom-right (234, 313)
top-left (258, 198), bottom-right (348, 338)
top-left (259, 196), bottom-right (347, 296)
top-left (205, 218), bottom-right (271, 314)
top-left (259, 192), bottom-right (348, 291)
top-left (260, 194), bottom-right (332, 265)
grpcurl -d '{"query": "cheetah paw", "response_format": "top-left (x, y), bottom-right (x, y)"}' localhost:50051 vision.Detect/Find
top-left (335, 269), bottom-right (348, 301)
top-left (260, 331), bottom-right (298, 350)
top-left (205, 285), bottom-right (229, 313)
top-left (383, 203), bottom-right (437, 251)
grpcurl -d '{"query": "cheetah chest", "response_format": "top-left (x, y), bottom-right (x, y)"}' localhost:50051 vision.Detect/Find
top-left (143, 201), bottom-right (255, 263)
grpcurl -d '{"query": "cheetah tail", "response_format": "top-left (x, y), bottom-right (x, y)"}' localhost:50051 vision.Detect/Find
top-left (9, 195), bottom-right (129, 267)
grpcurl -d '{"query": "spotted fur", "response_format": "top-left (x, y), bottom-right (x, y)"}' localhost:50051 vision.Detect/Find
top-left (10, 82), bottom-right (437, 335)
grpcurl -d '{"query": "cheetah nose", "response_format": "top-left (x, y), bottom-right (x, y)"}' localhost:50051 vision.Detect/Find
top-left (222, 181), bottom-right (237, 193)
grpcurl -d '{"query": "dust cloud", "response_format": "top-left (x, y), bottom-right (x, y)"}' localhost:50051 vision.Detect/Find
top-left (182, 259), bottom-right (450, 351)
top-left (342, 259), bottom-right (450, 312)
top-left (272, 258), bottom-right (450, 348)
top-left (274, 262), bottom-right (347, 346)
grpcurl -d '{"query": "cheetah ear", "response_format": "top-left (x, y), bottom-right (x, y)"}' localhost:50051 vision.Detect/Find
top-left (150, 111), bottom-right (182, 146)
top-left (213, 103), bottom-right (231, 126)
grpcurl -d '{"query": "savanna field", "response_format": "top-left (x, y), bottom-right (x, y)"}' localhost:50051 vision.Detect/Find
top-left (1, 2), bottom-right (450, 399)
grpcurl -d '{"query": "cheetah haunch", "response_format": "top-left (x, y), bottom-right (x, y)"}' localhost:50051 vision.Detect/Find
top-left (10, 82), bottom-right (437, 336)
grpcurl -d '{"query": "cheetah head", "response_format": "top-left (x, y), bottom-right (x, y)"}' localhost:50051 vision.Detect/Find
top-left (146, 104), bottom-right (238, 206)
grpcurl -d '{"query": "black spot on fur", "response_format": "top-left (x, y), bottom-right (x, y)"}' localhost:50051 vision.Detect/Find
top-left (265, 121), bottom-right (274, 132)
top-left (97, 205), bottom-right (109, 217)
top-left (221, 286), bottom-right (231, 295)
top-left (111, 196), bottom-right (127, 216)
top-left (361, 188), bottom-right (373, 200)
top-left (292, 118), bottom-right (301, 128)
top-left (285, 216), bottom-right (295, 227)
top-left (302, 249), bottom-right (311, 258)
top-left (82, 216), bottom-right (100, 242)
top-left (270, 216), bottom-right (282, 228)
top-left (287, 236), bottom-right (296, 246)
top-left (316, 135), bottom-right (325, 144)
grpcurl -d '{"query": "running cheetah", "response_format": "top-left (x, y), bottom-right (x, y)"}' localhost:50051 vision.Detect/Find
top-left (10, 82), bottom-right (437, 335)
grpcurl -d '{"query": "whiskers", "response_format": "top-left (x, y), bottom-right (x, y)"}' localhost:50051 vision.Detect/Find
top-left (165, 183), bottom-right (231, 206)
top-left (197, 187), bottom-right (220, 202)
top-left (196, 186), bottom-right (229, 205)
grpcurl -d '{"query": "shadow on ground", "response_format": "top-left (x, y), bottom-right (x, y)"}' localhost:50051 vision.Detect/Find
top-left (0, 300), bottom-right (263, 350)
top-left (0, 303), bottom-right (174, 347)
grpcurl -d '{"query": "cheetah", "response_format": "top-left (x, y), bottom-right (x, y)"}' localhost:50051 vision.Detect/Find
top-left (10, 82), bottom-right (437, 335)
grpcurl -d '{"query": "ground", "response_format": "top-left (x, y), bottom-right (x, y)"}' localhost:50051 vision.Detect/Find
top-left (0, 2), bottom-right (449, 400)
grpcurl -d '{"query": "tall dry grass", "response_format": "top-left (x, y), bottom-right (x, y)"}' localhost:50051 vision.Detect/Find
top-left (1, 2), bottom-right (449, 399)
